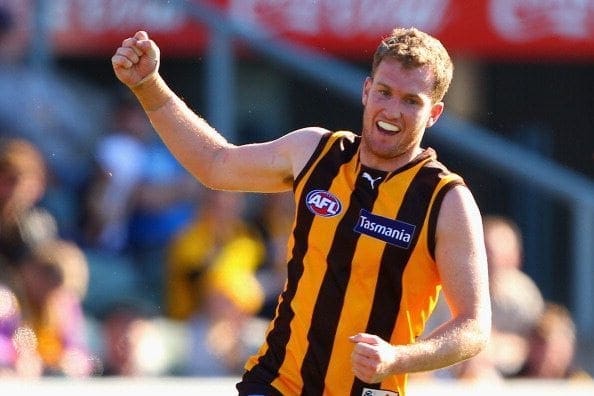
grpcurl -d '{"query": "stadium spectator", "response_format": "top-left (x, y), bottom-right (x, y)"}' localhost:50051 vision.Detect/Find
top-left (183, 249), bottom-right (269, 376)
top-left (81, 94), bottom-right (202, 310)
top-left (81, 96), bottom-right (151, 254)
top-left (515, 302), bottom-right (592, 380)
top-left (0, 2), bottom-right (107, 215)
top-left (126, 120), bottom-right (203, 309)
top-left (483, 216), bottom-right (546, 377)
top-left (16, 238), bottom-right (94, 377)
top-left (165, 189), bottom-right (264, 320)
top-left (0, 137), bottom-right (58, 266)
top-left (480, 267), bottom-right (544, 378)
top-left (482, 215), bottom-right (524, 274)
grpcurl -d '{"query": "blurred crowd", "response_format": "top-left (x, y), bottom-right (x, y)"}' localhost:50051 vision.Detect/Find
top-left (0, 1), bottom-right (592, 382)
top-left (0, 1), bottom-right (292, 377)
top-left (0, 131), bottom-right (293, 377)
top-left (412, 215), bottom-right (592, 384)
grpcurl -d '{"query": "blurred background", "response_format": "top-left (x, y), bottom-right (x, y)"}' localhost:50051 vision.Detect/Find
top-left (0, 0), bottom-right (592, 393)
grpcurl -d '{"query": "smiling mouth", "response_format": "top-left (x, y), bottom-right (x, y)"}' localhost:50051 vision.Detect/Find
top-left (377, 121), bottom-right (401, 134)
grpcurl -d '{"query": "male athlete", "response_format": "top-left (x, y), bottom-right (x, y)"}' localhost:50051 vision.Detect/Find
top-left (112, 27), bottom-right (491, 396)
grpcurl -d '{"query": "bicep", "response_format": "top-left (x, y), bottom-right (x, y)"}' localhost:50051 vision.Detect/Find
top-left (206, 127), bottom-right (327, 192)
top-left (434, 186), bottom-right (490, 320)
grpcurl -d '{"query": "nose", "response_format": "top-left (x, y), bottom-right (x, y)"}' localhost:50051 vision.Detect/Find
top-left (384, 98), bottom-right (403, 120)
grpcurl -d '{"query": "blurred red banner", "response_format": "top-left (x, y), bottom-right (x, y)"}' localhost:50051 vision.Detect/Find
top-left (47, 0), bottom-right (594, 61)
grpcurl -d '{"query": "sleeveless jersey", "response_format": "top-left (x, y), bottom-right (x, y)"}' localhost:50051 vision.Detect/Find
top-left (240, 131), bottom-right (465, 396)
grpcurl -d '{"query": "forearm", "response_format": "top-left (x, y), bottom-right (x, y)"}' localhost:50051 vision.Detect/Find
top-left (393, 316), bottom-right (490, 375)
top-left (130, 74), bottom-right (230, 186)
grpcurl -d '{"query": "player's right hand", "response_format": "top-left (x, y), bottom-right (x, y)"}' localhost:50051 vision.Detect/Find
top-left (111, 30), bottom-right (160, 88)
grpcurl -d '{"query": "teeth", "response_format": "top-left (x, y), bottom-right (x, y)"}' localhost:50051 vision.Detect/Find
top-left (377, 121), bottom-right (400, 132)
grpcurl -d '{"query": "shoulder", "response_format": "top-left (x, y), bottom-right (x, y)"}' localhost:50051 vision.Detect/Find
top-left (434, 184), bottom-right (484, 250)
top-left (272, 126), bottom-right (330, 155)
top-left (286, 128), bottom-right (359, 158)
top-left (283, 127), bottom-right (357, 143)
top-left (276, 127), bottom-right (332, 176)
top-left (282, 126), bottom-right (332, 144)
top-left (439, 184), bottom-right (481, 224)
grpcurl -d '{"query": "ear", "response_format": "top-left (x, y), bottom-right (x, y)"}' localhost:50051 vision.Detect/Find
top-left (426, 101), bottom-right (444, 128)
top-left (362, 77), bottom-right (372, 106)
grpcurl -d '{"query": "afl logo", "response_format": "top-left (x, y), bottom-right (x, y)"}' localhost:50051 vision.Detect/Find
top-left (305, 189), bottom-right (342, 217)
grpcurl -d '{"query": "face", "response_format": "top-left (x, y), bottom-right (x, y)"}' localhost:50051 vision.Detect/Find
top-left (0, 167), bottom-right (44, 213)
top-left (360, 58), bottom-right (444, 170)
top-left (485, 223), bottom-right (522, 271)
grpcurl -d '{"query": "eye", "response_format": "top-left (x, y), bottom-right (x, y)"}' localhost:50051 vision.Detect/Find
top-left (378, 88), bottom-right (391, 97)
top-left (404, 96), bottom-right (421, 105)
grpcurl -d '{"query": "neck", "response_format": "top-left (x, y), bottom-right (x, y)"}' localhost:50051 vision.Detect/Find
top-left (360, 147), bottom-right (424, 172)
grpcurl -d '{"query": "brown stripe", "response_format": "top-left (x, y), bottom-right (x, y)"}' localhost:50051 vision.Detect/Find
top-left (427, 180), bottom-right (465, 260)
top-left (294, 132), bottom-right (332, 187)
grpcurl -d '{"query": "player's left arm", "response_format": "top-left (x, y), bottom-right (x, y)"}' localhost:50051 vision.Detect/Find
top-left (422, 184), bottom-right (492, 363)
top-left (350, 184), bottom-right (491, 383)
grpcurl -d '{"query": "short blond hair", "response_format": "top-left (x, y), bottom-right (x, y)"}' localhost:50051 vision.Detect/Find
top-left (372, 27), bottom-right (454, 103)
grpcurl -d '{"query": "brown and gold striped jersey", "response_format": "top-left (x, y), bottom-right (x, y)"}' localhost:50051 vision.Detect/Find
top-left (241, 131), bottom-right (465, 396)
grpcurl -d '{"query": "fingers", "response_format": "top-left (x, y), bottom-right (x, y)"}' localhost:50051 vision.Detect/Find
top-left (111, 38), bottom-right (141, 69)
top-left (134, 30), bottom-right (149, 40)
top-left (122, 37), bottom-right (144, 57)
top-left (349, 333), bottom-right (379, 345)
top-left (132, 31), bottom-right (159, 60)
top-left (111, 46), bottom-right (139, 69)
top-left (350, 333), bottom-right (386, 383)
top-left (119, 36), bottom-right (149, 59)
top-left (111, 31), bottom-right (158, 69)
top-left (351, 350), bottom-right (378, 383)
top-left (352, 341), bottom-right (377, 363)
